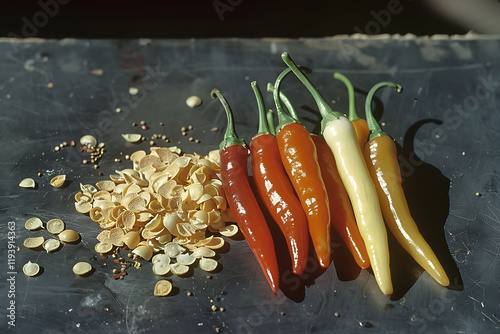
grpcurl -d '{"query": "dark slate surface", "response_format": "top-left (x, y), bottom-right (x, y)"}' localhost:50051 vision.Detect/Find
top-left (0, 37), bottom-right (499, 334)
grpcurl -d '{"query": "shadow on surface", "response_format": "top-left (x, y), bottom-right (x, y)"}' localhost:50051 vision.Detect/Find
top-left (390, 119), bottom-right (463, 300)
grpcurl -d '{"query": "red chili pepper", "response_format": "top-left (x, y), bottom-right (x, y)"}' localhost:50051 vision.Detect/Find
top-left (211, 88), bottom-right (280, 294)
top-left (249, 81), bottom-right (309, 275)
top-left (272, 69), bottom-right (331, 269)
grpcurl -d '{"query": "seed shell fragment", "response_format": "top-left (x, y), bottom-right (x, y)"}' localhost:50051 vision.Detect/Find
top-left (43, 239), bottom-right (61, 253)
top-left (50, 174), bottom-right (66, 188)
top-left (46, 219), bottom-right (65, 234)
top-left (24, 236), bottom-right (45, 249)
top-left (122, 134), bottom-right (142, 143)
top-left (25, 217), bottom-right (43, 231)
top-left (23, 261), bottom-right (40, 277)
top-left (154, 280), bottom-right (172, 296)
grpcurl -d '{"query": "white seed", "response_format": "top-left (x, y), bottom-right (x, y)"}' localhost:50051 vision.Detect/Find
top-left (46, 219), bottom-right (65, 234)
top-left (199, 257), bottom-right (218, 272)
top-left (19, 178), bottom-right (36, 188)
top-left (73, 262), bottom-right (92, 276)
top-left (152, 262), bottom-right (171, 276)
top-left (129, 87), bottom-right (139, 95)
top-left (59, 229), bottom-right (80, 243)
top-left (122, 134), bottom-right (142, 143)
top-left (43, 239), bottom-right (61, 253)
top-left (25, 217), bottom-right (43, 231)
top-left (80, 135), bottom-right (97, 147)
top-left (186, 96), bottom-right (202, 108)
top-left (23, 261), bottom-right (40, 277)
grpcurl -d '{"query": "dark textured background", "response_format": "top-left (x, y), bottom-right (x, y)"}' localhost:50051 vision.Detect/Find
top-left (0, 36), bottom-right (499, 333)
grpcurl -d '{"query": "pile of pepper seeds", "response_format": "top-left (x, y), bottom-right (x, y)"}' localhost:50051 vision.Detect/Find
top-left (74, 146), bottom-right (238, 295)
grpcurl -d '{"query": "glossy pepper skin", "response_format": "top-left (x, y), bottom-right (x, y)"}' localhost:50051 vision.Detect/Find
top-left (363, 82), bottom-right (450, 287)
top-left (249, 81), bottom-right (309, 275)
top-left (334, 72), bottom-right (369, 148)
top-left (212, 89), bottom-right (280, 294)
top-left (311, 135), bottom-right (371, 269)
top-left (272, 69), bottom-right (331, 269)
top-left (267, 82), bottom-right (369, 269)
top-left (282, 52), bottom-right (392, 295)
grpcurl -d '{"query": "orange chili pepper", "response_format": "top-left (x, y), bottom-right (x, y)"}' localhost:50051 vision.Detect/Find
top-left (363, 82), bottom-right (450, 287)
top-left (272, 68), bottom-right (331, 268)
top-left (334, 72), bottom-right (369, 148)
top-left (267, 82), bottom-right (370, 269)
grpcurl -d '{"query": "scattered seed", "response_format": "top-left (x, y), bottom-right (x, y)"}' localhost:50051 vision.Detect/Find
top-left (99, 171), bottom-right (104, 176)
top-left (159, 122), bottom-right (164, 126)
top-left (149, 140), bottom-right (155, 146)
top-left (186, 96), bottom-right (202, 108)
top-left (211, 127), bottom-right (218, 132)
top-left (47, 82), bottom-right (54, 88)
top-left (195, 139), bottom-right (201, 143)
top-left (181, 126), bottom-right (188, 132)
top-left (165, 139), bottom-right (170, 143)
top-left (142, 124), bottom-right (150, 130)
top-left (381, 122), bottom-right (386, 127)
top-left (94, 164), bottom-right (99, 169)
top-left (140, 120), bottom-right (146, 125)
top-left (113, 269), bottom-right (119, 274)
top-left (122, 134), bottom-right (142, 143)
top-left (54, 146), bottom-right (60, 152)
top-left (132, 122), bottom-right (137, 126)
top-left (24, 236), bottom-right (45, 249)
top-left (280, 311), bottom-right (286, 316)
top-left (23, 261), bottom-right (40, 277)
top-left (50, 174), bottom-right (66, 188)
top-left (211, 305), bottom-right (218, 311)
top-left (476, 192), bottom-right (481, 197)
top-left (37, 172), bottom-right (43, 177)
top-left (334, 312), bottom-right (340, 317)
top-left (19, 178), bottom-right (36, 188)
top-left (115, 108), bottom-right (122, 113)
top-left (70, 140), bottom-right (76, 147)
top-left (206, 275), bottom-right (213, 280)
top-left (129, 87), bottom-right (139, 95)
top-left (73, 262), bottom-right (92, 276)
top-left (59, 229), bottom-right (80, 243)
top-left (82, 159), bottom-right (88, 164)
top-left (80, 135), bottom-right (97, 147)
top-left (215, 327), bottom-right (221, 333)
top-left (187, 291), bottom-right (193, 296)
top-left (25, 217), bottom-right (43, 231)
top-left (219, 307), bottom-right (225, 312)
top-left (189, 137), bottom-right (194, 142)
top-left (154, 280), bottom-right (173, 296)
top-left (43, 239), bottom-right (61, 253)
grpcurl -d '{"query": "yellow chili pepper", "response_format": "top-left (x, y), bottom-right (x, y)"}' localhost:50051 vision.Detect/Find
top-left (334, 72), bottom-right (369, 148)
top-left (363, 82), bottom-right (450, 287)
top-left (281, 52), bottom-right (392, 295)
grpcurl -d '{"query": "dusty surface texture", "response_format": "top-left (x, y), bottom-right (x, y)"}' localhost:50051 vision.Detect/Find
top-left (0, 37), bottom-right (499, 333)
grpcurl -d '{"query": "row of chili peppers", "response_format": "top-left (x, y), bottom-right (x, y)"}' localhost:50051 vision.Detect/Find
top-left (212, 52), bottom-right (449, 296)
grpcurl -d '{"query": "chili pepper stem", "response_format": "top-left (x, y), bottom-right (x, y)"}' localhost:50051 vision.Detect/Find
top-left (267, 83), bottom-right (299, 122)
top-left (333, 72), bottom-right (358, 122)
top-left (251, 82), bottom-right (271, 137)
top-left (211, 89), bottom-right (245, 150)
top-left (365, 82), bottom-right (402, 141)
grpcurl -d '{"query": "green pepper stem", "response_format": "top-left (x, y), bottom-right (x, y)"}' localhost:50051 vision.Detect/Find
top-left (333, 72), bottom-right (358, 121)
top-left (267, 83), bottom-right (299, 121)
top-left (251, 81), bottom-right (270, 137)
top-left (273, 67), bottom-right (299, 132)
top-left (281, 52), bottom-right (344, 133)
top-left (267, 109), bottom-right (276, 136)
top-left (211, 88), bottom-right (246, 150)
top-left (365, 82), bottom-right (403, 141)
